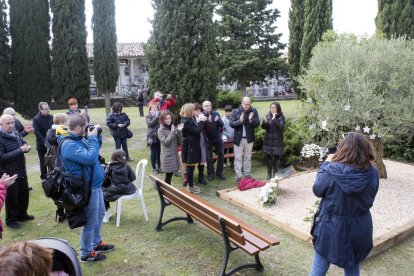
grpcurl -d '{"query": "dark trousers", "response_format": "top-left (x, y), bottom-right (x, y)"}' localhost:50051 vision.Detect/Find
top-left (149, 140), bottom-right (161, 170)
top-left (114, 136), bottom-right (129, 159)
top-left (38, 149), bottom-right (47, 180)
top-left (165, 172), bottom-right (173, 184)
top-left (5, 176), bottom-right (29, 224)
top-left (206, 138), bottom-right (224, 176)
top-left (138, 104), bottom-right (144, 117)
top-left (187, 166), bottom-right (195, 187)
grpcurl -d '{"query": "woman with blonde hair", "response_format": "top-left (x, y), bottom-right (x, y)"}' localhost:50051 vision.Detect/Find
top-left (180, 103), bottom-right (206, 193)
top-left (146, 102), bottom-right (161, 173)
top-left (309, 132), bottom-right (379, 275)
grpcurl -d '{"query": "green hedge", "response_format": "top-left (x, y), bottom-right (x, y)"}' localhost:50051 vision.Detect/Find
top-left (216, 90), bottom-right (254, 109)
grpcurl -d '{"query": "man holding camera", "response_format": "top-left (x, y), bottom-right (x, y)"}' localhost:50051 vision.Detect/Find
top-left (33, 102), bottom-right (53, 181)
top-left (59, 114), bottom-right (114, 263)
top-left (147, 91), bottom-right (176, 111)
top-left (202, 101), bottom-right (226, 181)
top-left (0, 114), bottom-right (33, 229)
top-left (230, 97), bottom-right (260, 184)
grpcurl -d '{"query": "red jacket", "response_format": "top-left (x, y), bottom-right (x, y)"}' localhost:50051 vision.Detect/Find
top-left (147, 97), bottom-right (176, 111)
top-left (0, 182), bottom-right (7, 239)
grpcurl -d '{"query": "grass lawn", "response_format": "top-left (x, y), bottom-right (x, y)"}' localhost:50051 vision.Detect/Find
top-left (1, 100), bottom-right (413, 275)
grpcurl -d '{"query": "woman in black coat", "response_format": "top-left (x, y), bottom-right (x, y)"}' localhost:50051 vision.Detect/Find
top-left (261, 102), bottom-right (285, 179)
top-left (180, 103), bottom-right (206, 194)
top-left (106, 102), bottom-right (132, 161)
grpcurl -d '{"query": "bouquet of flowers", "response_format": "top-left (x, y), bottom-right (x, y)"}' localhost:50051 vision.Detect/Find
top-left (259, 180), bottom-right (278, 207)
top-left (300, 144), bottom-right (327, 168)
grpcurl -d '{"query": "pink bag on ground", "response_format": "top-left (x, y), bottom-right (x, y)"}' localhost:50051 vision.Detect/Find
top-left (237, 177), bottom-right (266, 191)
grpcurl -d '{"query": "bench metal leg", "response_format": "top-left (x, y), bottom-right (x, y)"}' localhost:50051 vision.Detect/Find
top-left (155, 181), bottom-right (193, 231)
top-left (218, 218), bottom-right (264, 276)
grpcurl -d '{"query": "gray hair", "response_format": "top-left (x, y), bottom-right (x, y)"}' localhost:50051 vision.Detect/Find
top-left (68, 113), bottom-right (87, 131)
top-left (3, 107), bottom-right (16, 115)
top-left (38, 102), bottom-right (49, 110)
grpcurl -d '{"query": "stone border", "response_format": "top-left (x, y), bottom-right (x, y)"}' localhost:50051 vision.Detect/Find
top-left (216, 187), bottom-right (414, 259)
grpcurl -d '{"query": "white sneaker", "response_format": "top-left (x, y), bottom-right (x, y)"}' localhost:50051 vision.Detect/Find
top-left (103, 211), bottom-right (112, 223)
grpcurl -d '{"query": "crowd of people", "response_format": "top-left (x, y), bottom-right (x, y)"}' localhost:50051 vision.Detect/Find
top-left (0, 92), bottom-right (380, 275)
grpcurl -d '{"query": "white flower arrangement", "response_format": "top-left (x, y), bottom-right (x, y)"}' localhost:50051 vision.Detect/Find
top-left (301, 144), bottom-right (328, 163)
top-left (259, 179), bottom-right (278, 207)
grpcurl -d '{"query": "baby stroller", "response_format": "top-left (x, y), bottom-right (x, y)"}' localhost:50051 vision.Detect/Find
top-left (31, 238), bottom-right (82, 276)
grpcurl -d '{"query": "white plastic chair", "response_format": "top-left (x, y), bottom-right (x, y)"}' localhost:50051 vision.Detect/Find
top-left (115, 159), bottom-right (149, 227)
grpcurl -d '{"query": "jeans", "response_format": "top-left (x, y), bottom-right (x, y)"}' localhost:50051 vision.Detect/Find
top-left (309, 251), bottom-right (360, 276)
top-left (80, 188), bottom-right (105, 258)
top-left (5, 176), bottom-right (29, 224)
top-left (206, 138), bottom-right (224, 176)
top-left (233, 139), bottom-right (253, 178)
top-left (149, 140), bottom-right (161, 170)
top-left (113, 136), bottom-right (129, 159)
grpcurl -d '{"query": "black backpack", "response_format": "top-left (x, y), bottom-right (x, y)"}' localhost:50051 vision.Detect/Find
top-left (42, 137), bottom-right (92, 211)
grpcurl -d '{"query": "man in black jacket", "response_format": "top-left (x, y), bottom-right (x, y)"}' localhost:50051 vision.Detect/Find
top-left (2, 107), bottom-right (34, 137)
top-left (0, 114), bottom-right (33, 229)
top-left (202, 101), bottom-right (226, 181)
top-left (32, 102), bottom-right (53, 180)
top-left (230, 97), bottom-right (260, 183)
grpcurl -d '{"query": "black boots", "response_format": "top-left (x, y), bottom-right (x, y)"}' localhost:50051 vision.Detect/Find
top-left (266, 158), bottom-right (272, 180)
top-left (272, 159), bottom-right (280, 179)
top-left (198, 165), bottom-right (208, 185)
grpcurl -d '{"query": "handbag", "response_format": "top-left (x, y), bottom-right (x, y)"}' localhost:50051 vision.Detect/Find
top-left (127, 129), bottom-right (133, 139)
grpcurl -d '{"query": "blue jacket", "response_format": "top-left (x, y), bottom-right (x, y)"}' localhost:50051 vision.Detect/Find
top-left (58, 134), bottom-right (104, 189)
top-left (312, 161), bottom-right (379, 268)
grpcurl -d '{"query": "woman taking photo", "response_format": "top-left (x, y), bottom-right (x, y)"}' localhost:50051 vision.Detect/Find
top-left (158, 111), bottom-right (182, 185)
top-left (180, 103), bottom-right (206, 194)
top-left (309, 132), bottom-right (379, 275)
top-left (261, 102), bottom-right (285, 180)
top-left (146, 102), bottom-right (161, 174)
top-left (106, 102), bottom-right (132, 161)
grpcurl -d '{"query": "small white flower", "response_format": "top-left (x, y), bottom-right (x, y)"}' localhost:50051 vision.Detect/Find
top-left (369, 133), bottom-right (377, 140)
top-left (321, 120), bottom-right (328, 131)
top-left (344, 104), bottom-right (351, 111)
top-left (355, 124), bottom-right (361, 132)
top-left (363, 125), bottom-right (371, 133)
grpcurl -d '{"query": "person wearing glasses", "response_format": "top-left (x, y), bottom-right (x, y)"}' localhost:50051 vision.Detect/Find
top-left (309, 132), bottom-right (379, 275)
top-left (32, 102), bottom-right (53, 181)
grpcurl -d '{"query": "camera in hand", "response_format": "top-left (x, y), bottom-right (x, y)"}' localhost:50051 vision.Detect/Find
top-left (328, 146), bottom-right (337, 154)
top-left (85, 124), bottom-right (102, 135)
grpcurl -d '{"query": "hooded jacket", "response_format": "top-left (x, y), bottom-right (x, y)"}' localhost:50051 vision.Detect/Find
top-left (103, 161), bottom-right (136, 202)
top-left (312, 161), bottom-right (379, 268)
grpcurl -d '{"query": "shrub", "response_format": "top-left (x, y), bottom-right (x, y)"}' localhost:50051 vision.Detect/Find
top-left (216, 90), bottom-right (254, 109)
top-left (298, 34), bottom-right (414, 161)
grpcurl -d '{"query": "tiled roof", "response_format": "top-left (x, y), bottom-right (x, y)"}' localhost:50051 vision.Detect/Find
top-left (87, 42), bottom-right (145, 59)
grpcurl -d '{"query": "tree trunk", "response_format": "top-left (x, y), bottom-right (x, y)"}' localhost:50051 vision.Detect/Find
top-left (239, 82), bottom-right (247, 96)
top-left (369, 137), bottom-right (387, 179)
top-left (104, 92), bottom-right (111, 115)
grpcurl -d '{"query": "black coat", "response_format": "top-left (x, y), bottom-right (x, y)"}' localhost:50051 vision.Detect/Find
top-left (230, 106), bottom-right (260, 146)
top-left (203, 111), bottom-right (223, 141)
top-left (106, 112), bottom-right (131, 138)
top-left (15, 119), bottom-right (28, 138)
top-left (0, 130), bottom-right (27, 177)
top-left (32, 112), bottom-right (53, 151)
top-left (261, 112), bottom-right (285, 156)
top-left (103, 162), bottom-right (137, 202)
top-left (181, 117), bottom-right (205, 164)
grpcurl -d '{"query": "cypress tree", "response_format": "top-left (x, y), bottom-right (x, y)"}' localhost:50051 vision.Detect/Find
top-left (300, 0), bottom-right (332, 69)
top-left (50, 0), bottom-right (90, 107)
top-left (376, 0), bottom-right (414, 39)
top-left (288, 0), bottom-right (305, 96)
top-left (146, 0), bottom-right (219, 109)
top-left (92, 0), bottom-right (118, 114)
top-left (0, 0), bottom-right (11, 111)
top-left (9, 0), bottom-right (51, 119)
top-left (217, 0), bottom-right (285, 95)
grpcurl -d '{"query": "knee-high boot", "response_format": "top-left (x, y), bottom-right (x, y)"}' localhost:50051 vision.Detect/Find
top-left (272, 158), bottom-right (280, 178)
top-left (266, 157), bottom-right (272, 180)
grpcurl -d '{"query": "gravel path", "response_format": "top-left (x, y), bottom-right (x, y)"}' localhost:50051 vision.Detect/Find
top-left (225, 160), bottom-right (414, 238)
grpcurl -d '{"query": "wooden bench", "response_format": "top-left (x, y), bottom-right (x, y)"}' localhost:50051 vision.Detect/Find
top-left (212, 142), bottom-right (235, 161)
top-left (149, 174), bottom-right (280, 276)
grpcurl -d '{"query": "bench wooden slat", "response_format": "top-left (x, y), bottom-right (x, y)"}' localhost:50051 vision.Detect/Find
top-left (183, 189), bottom-right (280, 247)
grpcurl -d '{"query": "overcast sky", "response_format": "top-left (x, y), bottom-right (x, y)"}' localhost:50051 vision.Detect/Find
top-left (85, 0), bottom-right (377, 45)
